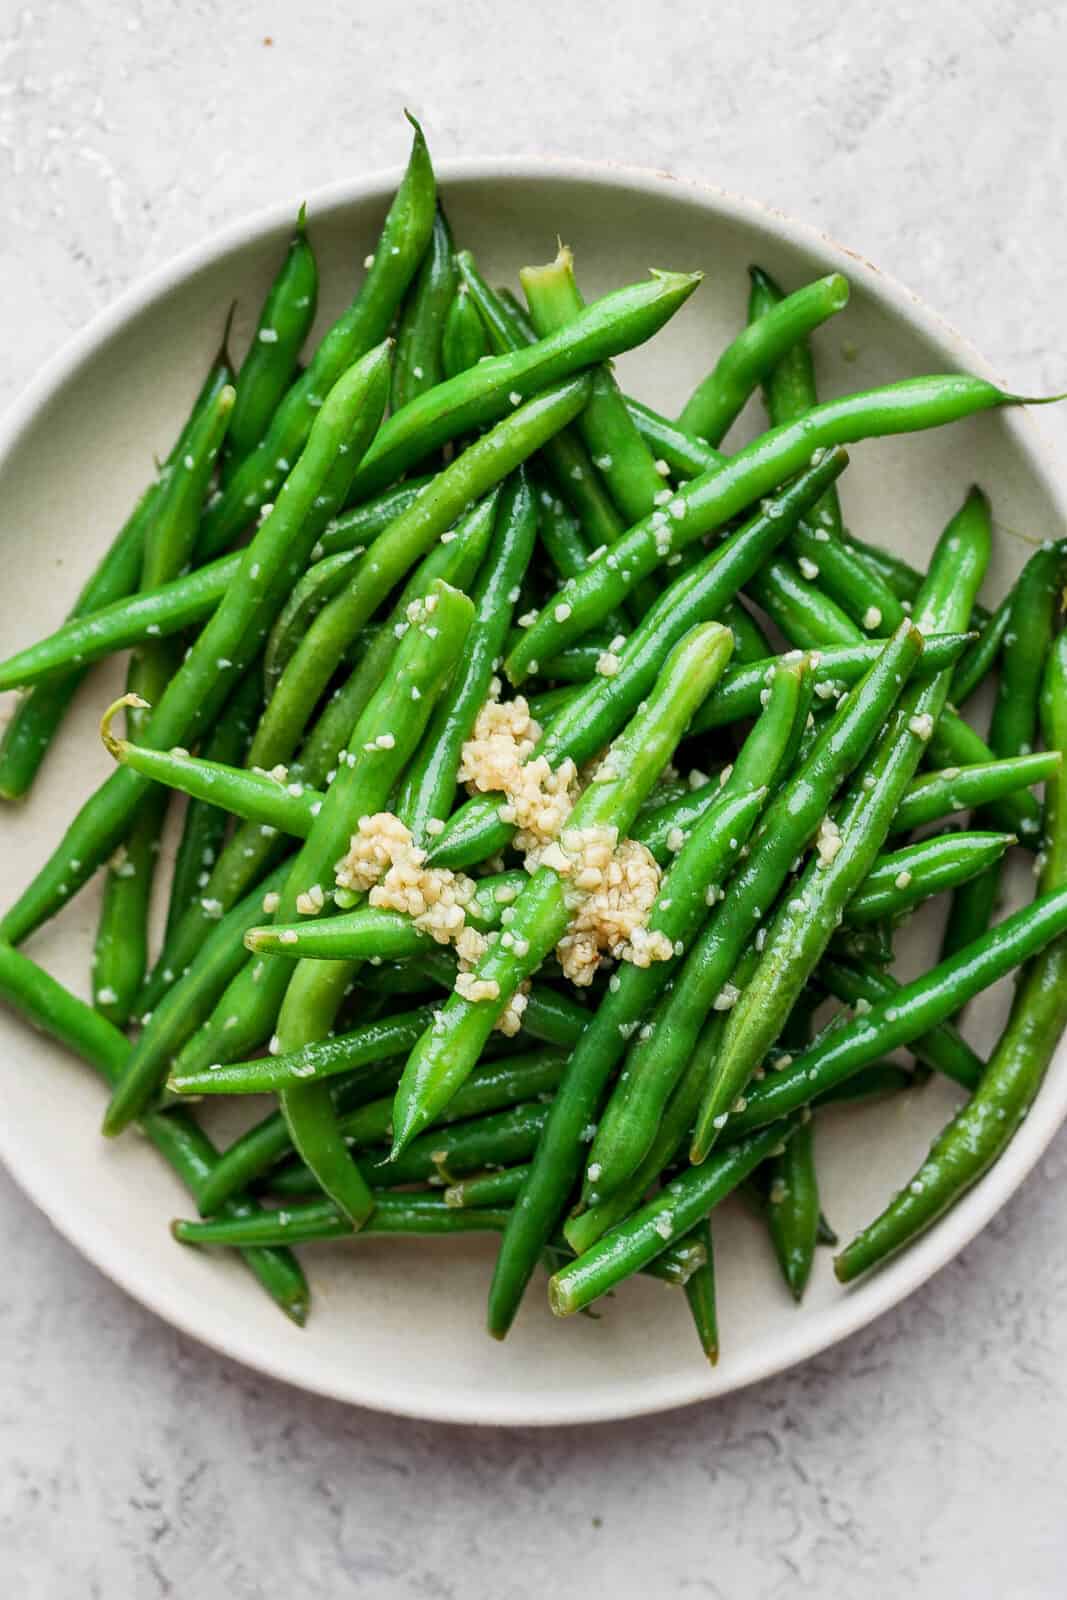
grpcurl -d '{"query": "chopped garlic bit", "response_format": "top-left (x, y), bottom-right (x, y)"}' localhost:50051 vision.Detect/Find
top-left (815, 814), bottom-right (843, 868)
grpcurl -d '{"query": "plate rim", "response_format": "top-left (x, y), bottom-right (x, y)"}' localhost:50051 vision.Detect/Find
top-left (2, 153), bottom-right (1066, 1427)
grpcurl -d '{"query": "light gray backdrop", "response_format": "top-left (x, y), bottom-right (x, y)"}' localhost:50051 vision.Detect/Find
top-left (1, 2), bottom-right (1065, 1595)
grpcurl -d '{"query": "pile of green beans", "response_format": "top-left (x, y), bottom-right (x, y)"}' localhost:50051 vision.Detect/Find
top-left (1, 116), bottom-right (1065, 1368)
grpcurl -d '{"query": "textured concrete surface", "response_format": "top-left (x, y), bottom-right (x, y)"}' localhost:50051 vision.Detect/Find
top-left (2, 1), bottom-right (1066, 1595)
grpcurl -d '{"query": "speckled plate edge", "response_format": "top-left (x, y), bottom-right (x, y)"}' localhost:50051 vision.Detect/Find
top-left (1, 156), bottom-right (1066, 1427)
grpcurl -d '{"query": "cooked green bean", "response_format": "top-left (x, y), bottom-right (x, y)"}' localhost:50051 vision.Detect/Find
top-left (694, 494), bottom-right (987, 1156)
top-left (1, 343), bottom-right (392, 947)
top-left (486, 674), bottom-right (798, 1338)
top-left (391, 205), bottom-right (456, 412)
top-left (592, 622), bottom-right (926, 1198)
top-left (391, 622), bottom-right (735, 1158)
top-left (835, 630), bottom-right (1067, 1279)
top-left (506, 375), bottom-right (1030, 681)
top-left (174, 1193), bottom-right (511, 1247)
top-left (0, 940), bottom-right (307, 1320)
top-left (888, 752), bottom-right (1059, 835)
top-left (431, 447), bottom-right (848, 871)
top-left (222, 204), bottom-right (318, 481)
top-left (549, 1119), bottom-right (799, 1316)
top-left (845, 831), bottom-right (1015, 925)
top-left (681, 270), bottom-right (849, 445)
top-left (816, 958), bottom-right (983, 1090)
top-left (196, 117), bottom-right (435, 559)
top-left (441, 282), bottom-right (490, 378)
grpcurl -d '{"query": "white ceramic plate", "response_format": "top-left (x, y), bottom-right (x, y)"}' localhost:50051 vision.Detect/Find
top-left (2, 159), bottom-right (1065, 1427)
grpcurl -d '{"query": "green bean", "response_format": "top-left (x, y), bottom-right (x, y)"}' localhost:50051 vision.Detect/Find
top-left (680, 1217), bottom-right (719, 1362)
top-left (192, 1051), bottom-right (423, 1216)
top-left (390, 622), bottom-right (735, 1157)
top-left (680, 270), bottom-right (849, 445)
top-left (0, 343), bottom-right (392, 947)
top-left (102, 861), bottom-right (293, 1133)
top-left (816, 958), bottom-right (983, 1090)
top-left (169, 1002), bottom-right (434, 1098)
top-left (549, 1119), bottom-right (798, 1316)
top-left (846, 831), bottom-right (1015, 924)
top-left (595, 621), bottom-right (926, 1196)
top-left (348, 265), bottom-right (701, 506)
top-left (507, 375), bottom-right (1037, 681)
top-left (91, 683), bottom-right (169, 1026)
top-left (247, 377), bottom-right (590, 774)
top-left (444, 1164), bottom-right (532, 1209)
top-left (835, 630), bottom-right (1067, 1278)
top-left (485, 675), bottom-right (798, 1338)
top-left (315, 477), bottom-right (435, 557)
top-left (432, 447), bottom-right (849, 871)
top-left (391, 206), bottom-right (456, 412)
top-left (164, 669), bottom-right (263, 942)
top-left (174, 1193), bottom-right (511, 1248)
top-left (222, 204), bottom-right (318, 482)
top-left (924, 712), bottom-right (1041, 840)
top-left (521, 246), bottom-right (667, 531)
top-left (397, 471), bottom-right (538, 839)
top-left (262, 549), bottom-right (361, 696)
top-left (564, 1004), bottom-right (737, 1254)
top-left (949, 592), bottom-right (1011, 706)
top-left (941, 540), bottom-right (1067, 960)
top-left (0, 556), bottom-right (243, 692)
top-left (746, 265), bottom-right (904, 634)
top-left (273, 1100), bottom-right (553, 1196)
top-left (454, 251), bottom-right (635, 565)
top-left (0, 941), bottom-right (307, 1320)
top-left (720, 598), bottom-right (773, 663)
top-left (95, 383), bottom-right (237, 1023)
top-left (0, 337), bottom-right (233, 793)
top-left (718, 881), bottom-right (1067, 1143)
top-left (764, 1117), bottom-right (820, 1301)
top-left (543, 1232), bottom-right (707, 1289)
top-left (441, 282), bottom-right (490, 379)
top-left (747, 554), bottom-right (866, 647)
top-left (888, 751), bottom-right (1059, 835)
top-left (196, 117), bottom-right (435, 559)
top-left (200, 583), bottom-right (473, 1221)
top-left (292, 490), bottom-right (498, 777)
top-left (814, 1060), bottom-right (916, 1106)
top-left (340, 1048), bottom-right (565, 1152)
top-left (694, 494), bottom-right (987, 1156)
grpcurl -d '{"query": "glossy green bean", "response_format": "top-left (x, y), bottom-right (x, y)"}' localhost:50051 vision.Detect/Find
top-left (549, 1120), bottom-right (798, 1315)
top-left (102, 862), bottom-right (292, 1133)
top-left (391, 622), bottom-right (736, 1157)
top-left (441, 282), bottom-right (490, 378)
top-left (398, 472), bottom-right (537, 838)
top-left (444, 1164), bottom-right (532, 1209)
top-left (681, 270), bottom-right (849, 445)
top-left (347, 265), bottom-right (701, 505)
top-left (764, 1117), bottom-right (820, 1301)
top-left (0, 343), bottom-right (392, 947)
top-left (247, 377), bottom-right (589, 774)
top-left (846, 831), bottom-right (1015, 925)
top-left (596, 622), bottom-right (926, 1195)
top-left (222, 205), bottom-right (318, 481)
top-left (391, 206), bottom-right (456, 412)
top-left (174, 1193), bottom-right (511, 1247)
top-left (197, 118), bottom-right (435, 559)
top-left (485, 668), bottom-right (802, 1337)
top-left (0, 941), bottom-right (307, 1320)
top-left (816, 958), bottom-right (983, 1090)
top-left (454, 252), bottom-right (635, 566)
top-left (695, 495), bottom-right (988, 1154)
top-left (889, 751), bottom-right (1059, 835)
top-left (835, 630), bottom-right (1067, 1279)
top-left (681, 1216), bottom-right (719, 1362)
top-left (949, 592), bottom-right (1011, 706)
top-left (164, 669), bottom-right (263, 942)
top-left (507, 374), bottom-right (1027, 681)
top-left (431, 447), bottom-right (848, 871)
top-left (521, 246), bottom-right (666, 530)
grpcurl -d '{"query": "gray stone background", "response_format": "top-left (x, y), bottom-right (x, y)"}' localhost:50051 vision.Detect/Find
top-left (1, 2), bottom-right (1065, 1594)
